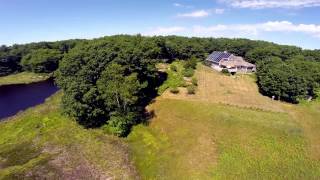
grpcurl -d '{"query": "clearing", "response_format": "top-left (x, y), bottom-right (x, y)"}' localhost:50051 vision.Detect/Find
top-left (128, 64), bottom-right (320, 179)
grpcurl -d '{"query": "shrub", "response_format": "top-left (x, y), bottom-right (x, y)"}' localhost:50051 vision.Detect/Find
top-left (170, 64), bottom-right (177, 72)
top-left (191, 77), bottom-right (198, 86)
top-left (181, 82), bottom-right (188, 87)
top-left (183, 68), bottom-right (194, 77)
top-left (102, 113), bottom-right (134, 137)
top-left (315, 89), bottom-right (320, 102)
top-left (184, 57), bottom-right (198, 69)
top-left (158, 66), bottom-right (185, 95)
top-left (170, 87), bottom-right (180, 94)
top-left (187, 85), bottom-right (196, 94)
top-left (221, 69), bottom-right (229, 75)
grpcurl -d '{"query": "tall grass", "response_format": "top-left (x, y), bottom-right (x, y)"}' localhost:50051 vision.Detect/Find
top-left (0, 92), bottom-right (137, 179)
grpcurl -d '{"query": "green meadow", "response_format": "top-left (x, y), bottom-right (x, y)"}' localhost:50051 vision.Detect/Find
top-left (1, 64), bottom-right (320, 179)
top-left (128, 99), bottom-right (320, 179)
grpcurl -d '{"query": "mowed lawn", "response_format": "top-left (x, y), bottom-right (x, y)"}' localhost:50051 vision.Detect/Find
top-left (128, 64), bottom-right (320, 179)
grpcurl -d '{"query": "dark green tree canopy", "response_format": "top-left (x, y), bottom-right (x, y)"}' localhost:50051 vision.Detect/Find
top-left (21, 48), bottom-right (63, 73)
top-left (0, 40), bottom-right (81, 76)
top-left (257, 56), bottom-right (320, 103)
top-left (55, 35), bottom-right (160, 134)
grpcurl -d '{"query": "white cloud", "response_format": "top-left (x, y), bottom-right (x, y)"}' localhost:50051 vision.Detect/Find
top-left (145, 21), bottom-right (320, 41)
top-left (177, 10), bottom-right (210, 18)
top-left (173, 3), bottom-right (193, 8)
top-left (192, 21), bottom-right (320, 38)
top-left (214, 8), bottom-right (225, 14)
top-left (145, 26), bottom-right (186, 36)
top-left (174, 3), bottom-right (182, 7)
top-left (144, 21), bottom-right (320, 49)
top-left (177, 9), bottom-right (224, 18)
top-left (220, 0), bottom-right (320, 9)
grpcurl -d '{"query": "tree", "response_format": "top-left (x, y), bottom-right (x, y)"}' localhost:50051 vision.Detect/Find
top-left (246, 46), bottom-right (281, 64)
top-left (256, 57), bottom-right (308, 103)
top-left (97, 63), bottom-right (144, 113)
top-left (0, 54), bottom-right (21, 76)
top-left (55, 35), bottom-right (158, 133)
top-left (289, 57), bottom-right (320, 98)
top-left (21, 49), bottom-right (62, 73)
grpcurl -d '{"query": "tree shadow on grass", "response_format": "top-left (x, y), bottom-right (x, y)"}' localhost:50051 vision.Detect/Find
top-left (127, 71), bottom-right (167, 135)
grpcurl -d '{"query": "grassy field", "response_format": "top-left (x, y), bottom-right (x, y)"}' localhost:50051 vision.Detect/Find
top-left (0, 72), bottom-right (50, 86)
top-left (0, 92), bottom-right (138, 179)
top-left (1, 64), bottom-right (320, 179)
top-left (162, 64), bottom-right (287, 112)
top-left (128, 64), bottom-right (320, 179)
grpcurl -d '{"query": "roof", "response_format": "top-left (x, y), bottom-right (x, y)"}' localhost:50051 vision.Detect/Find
top-left (206, 51), bottom-right (232, 63)
top-left (220, 56), bottom-right (256, 68)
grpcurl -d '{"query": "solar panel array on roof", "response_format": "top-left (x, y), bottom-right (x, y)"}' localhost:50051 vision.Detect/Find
top-left (206, 51), bottom-right (232, 63)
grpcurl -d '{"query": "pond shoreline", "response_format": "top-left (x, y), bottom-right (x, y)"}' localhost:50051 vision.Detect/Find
top-left (0, 72), bottom-right (52, 87)
top-left (0, 78), bottom-right (59, 120)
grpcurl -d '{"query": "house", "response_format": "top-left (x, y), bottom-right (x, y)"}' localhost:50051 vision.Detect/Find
top-left (206, 51), bottom-right (256, 73)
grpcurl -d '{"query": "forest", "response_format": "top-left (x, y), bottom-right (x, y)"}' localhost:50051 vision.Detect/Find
top-left (1, 35), bottom-right (320, 135)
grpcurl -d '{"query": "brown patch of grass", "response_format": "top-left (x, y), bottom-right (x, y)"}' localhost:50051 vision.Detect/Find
top-left (130, 63), bottom-right (320, 179)
top-left (162, 64), bottom-right (288, 112)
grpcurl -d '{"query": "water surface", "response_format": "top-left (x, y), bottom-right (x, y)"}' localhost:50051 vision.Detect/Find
top-left (0, 80), bottom-right (59, 120)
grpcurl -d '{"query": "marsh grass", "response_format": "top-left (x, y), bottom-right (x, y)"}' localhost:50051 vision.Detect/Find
top-left (0, 72), bottom-right (50, 86)
top-left (0, 92), bottom-right (138, 179)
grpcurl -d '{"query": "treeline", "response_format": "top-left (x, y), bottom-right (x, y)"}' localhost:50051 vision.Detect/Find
top-left (2, 36), bottom-right (320, 77)
top-left (0, 40), bottom-right (81, 76)
top-left (1, 35), bottom-right (320, 135)
top-left (257, 57), bottom-right (320, 103)
top-left (2, 35), bottom-right (320, 77)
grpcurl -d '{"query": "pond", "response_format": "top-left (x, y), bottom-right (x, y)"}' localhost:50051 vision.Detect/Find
top-left (0, 79), bottom-right (59, 120)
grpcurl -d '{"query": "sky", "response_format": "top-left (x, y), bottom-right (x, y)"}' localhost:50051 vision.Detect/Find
top-left (1, 0), bottom-right (320, 49)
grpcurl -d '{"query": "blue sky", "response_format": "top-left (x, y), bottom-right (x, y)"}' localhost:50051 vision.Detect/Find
top-left (1, 0), bottom-right (320, 49)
